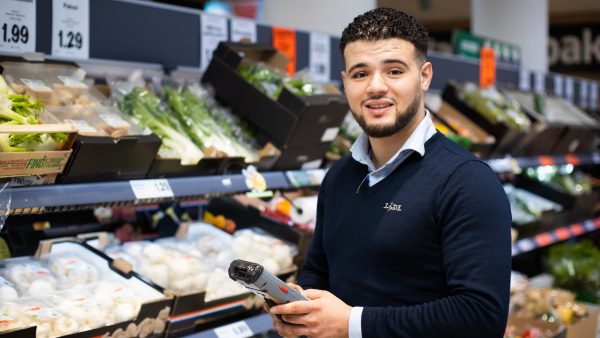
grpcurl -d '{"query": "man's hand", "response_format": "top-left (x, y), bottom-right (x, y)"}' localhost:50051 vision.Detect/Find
top-left (268, 286), bottom-right (352, 338)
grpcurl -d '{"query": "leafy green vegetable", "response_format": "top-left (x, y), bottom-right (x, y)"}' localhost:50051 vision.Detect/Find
top-left (547, 240), bottom-right (600, 294)
top-left (238, 64), bottom-right (314, 100)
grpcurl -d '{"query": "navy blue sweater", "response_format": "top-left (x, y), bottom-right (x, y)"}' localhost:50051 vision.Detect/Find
top-left (297, 132), bottom-right (512, 338)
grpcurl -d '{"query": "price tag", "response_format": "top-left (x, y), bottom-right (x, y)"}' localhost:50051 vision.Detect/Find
top-left (52, 0), bottom-right (89, 59)
top-left (221, 178), bottom-right (232, 187)
top-left (479, 47), bottom-right (495, 88)
top-left (272, 26), bottom-right (296, 75)
top-left (579, 80), bottom-right (589, 108)
top-left (200, 13), bottom-right (228, 71)
top-left (590, 82), bottom-right (599, 110)
top-left (533, 72), bottom-right (545, 94)
top-left (129, 179), bottom-right (174, 200)
top-left (99, 113), bottom-right (130, 128)
top-left (64, 119), bottom-right (97, 133)
top-left (0, 0), bottom-right (36, 54)
top-left (213, 320), bottom-right (253, 338)
top-left (518, 69), bottom-right (530, 91)
top-left (57, 75), bottom-right (87, 89)
top-left (230, 17), bottom-right (256, 43)
top-left (553, 75), bottom-right (564, 97)
top-left (21, 78), bottom-right (52, 92)
top-left (565, 77), bottom-right (574, 103)
top-left (310, 32), bottom-right (330, 83)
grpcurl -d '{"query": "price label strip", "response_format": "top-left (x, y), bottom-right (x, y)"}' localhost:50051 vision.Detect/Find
top-left (52, 0), bottom-right (90, 59)
top-left (0, 0), bottom-right (36, 54)
top-left (129, 179), bottom-right (174, 200)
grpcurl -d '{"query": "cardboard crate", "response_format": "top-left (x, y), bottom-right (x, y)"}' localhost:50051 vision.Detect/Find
top-left (202, 42), bottom-right (348, 152)
top-left (506, 315), bottom-right (567, 338)
top-left (0, 124), bottom-right (77, 180)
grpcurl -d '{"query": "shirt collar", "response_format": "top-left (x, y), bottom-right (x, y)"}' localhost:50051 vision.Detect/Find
top-left (350, 109), bottom-right (437, 172)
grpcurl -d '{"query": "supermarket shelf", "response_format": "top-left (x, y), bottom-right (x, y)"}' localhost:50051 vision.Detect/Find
top-left (512, 217), bottom-right (600, 256)
top-left (182, 313), bottom-right (273, 338)
top-left (8, 170), bottom-right (325, 213)
top-left (486, 153), bottom-right (600, 173)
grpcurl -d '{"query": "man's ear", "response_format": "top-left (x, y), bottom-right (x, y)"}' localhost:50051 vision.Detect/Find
top-left (341, 70), bottom-right (347, 81)
top-left (420, 61), bottom-right (433, 91)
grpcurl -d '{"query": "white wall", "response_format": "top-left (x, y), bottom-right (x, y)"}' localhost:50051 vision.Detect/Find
top-left (472, 0), bottom-right (548, 72)
top-left (262, 0), bottom-right (376, 36)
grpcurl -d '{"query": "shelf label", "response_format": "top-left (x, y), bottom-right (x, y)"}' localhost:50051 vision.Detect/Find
top-left (590, 82), bottom-right (599, 110)
top-left (310, 31), bottom-right (330, 83)
top-left (579, 80), bottom-right (589, 108)
top-left (518, 69), bottom-right (530, 91)
top-left (200, 13), bottom-right (228, 71)
top-left (230, 17), bottom-right (256, 43)
top-left (52, 0), bottom-right (89, 59)
top-left (130, 179), bottom-right (174, 200)
top-left (214, 320), bottom-right (253, 338)
top-left (272, 26), bottom-right (296, 75)
top-left (565, 77), bottom-right (574, 103)
top-left (553, 75), bottom-right (564, 97)
top-left (533, 71), bottom-right (545, 94)
top-left (0, 0), bottom-right (36, 54)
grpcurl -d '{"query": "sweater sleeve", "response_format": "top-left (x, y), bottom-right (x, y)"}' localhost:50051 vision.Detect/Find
top-left (297, 173), bottom-right (330, 290)
top-left (361, 160), bottom-right (512, 338)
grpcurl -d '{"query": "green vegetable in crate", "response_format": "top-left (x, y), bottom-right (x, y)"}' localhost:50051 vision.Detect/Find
top-left (238, 64), bottom-right (314, 99)
top-left (547, 240), bottom-right (600, 294)
top-left (0, 75), bottom-right (67, 152)
top-left (118, 87), bottom-right (203, 165)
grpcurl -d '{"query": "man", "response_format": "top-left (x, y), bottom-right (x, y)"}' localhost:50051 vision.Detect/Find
top-left (268, 7), bottom-right (511, 338)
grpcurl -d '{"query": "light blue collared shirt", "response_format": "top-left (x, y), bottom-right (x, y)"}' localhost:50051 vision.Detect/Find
top-left (347, 110), bottom-right (437, 338)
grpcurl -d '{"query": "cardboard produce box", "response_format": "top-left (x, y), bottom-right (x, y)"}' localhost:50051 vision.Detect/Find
top-left (506, 315), bottom-right (567, 338)
top-left (566, 305), bottom-right (600, 338)
top-left (202, 42), bottom-right (348, 169)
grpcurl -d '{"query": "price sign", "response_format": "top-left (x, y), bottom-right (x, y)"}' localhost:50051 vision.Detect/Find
top-left (518, 69), bottom-right (530, 91)
top-left (272, 26), bottom-right (296, 75)
top-left (553, 75), bottom-right (564, 97)
top-left (0, 0), bottom-right (36, 54)
top-left (129, 179), bottom-right (174, 200)
top-left (590, 82), bottom-right (599, 110)
top-left (533, 72), bottom-right (545, 94)
top-left (310, 32), bottom-right (330, 83)
top-left (52, 0), bottom-right (89, 59)
top-left (565, 77), bottom-right (574, 103)
top-left (579, 80), bottom-right (589, 108)
top-left (213, 320), bottom-right (253, 338)
top-left (230, 17), bottom-right (256, 43)
top-left (200, 13), bottom-right (228, 71)
top-left (479, 47), bottom-right (495, 88)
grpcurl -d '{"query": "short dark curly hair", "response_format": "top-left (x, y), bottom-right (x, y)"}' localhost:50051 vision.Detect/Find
top-left (340, 8), bottom-right (428, 61)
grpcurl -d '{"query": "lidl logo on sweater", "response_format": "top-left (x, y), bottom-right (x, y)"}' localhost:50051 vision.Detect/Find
top-left (383, 202), bottom-right (402, 212)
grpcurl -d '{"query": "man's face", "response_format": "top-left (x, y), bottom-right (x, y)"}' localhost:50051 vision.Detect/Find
top-left (341, 38), bottom-right (432, 138)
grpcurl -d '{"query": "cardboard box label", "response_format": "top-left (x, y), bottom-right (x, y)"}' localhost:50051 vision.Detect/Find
top-left (320, 127), bottom-right (339, 143)
top-left (0, 151), bottom-right (71, 177)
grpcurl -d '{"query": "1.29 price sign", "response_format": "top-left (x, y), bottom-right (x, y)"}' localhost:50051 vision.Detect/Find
top-left (52, 0), bottom-right (89, 59)
top-left (0, 0), bottom-right (36, 54)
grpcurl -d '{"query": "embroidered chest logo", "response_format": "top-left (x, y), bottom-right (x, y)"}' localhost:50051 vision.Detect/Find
top-left (383, 202), bottom-right (402, 212)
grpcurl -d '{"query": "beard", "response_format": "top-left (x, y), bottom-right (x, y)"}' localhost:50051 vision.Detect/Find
top-left (351, 91), bottom-right (421, 138)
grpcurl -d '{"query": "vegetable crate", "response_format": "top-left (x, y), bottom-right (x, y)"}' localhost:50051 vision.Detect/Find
top-left (0, 124), bottom-right (77, 180)
top-left (202, 42), bottom-right (348, 169)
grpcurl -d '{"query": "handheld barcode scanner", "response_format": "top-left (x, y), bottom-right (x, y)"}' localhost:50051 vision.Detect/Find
top-left (228, 259), bottom-right (308, 321)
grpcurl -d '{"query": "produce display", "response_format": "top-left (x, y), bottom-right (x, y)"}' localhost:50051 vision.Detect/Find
top-left (0, 253), bottom-right (161, 337)
top-left (1, 61), bottom-right (142, 138)
top-left (327, 113), bottom-right (362, 160)
top-left (525, 165), bottom-right (592, 196)
top-left (460, 83), bottom-right (531, 131)
top-left (547, 241), bottom-right (600, 296)
top-left (504, 184), bottom-right (563, 226)
top-left (0, 75), bottom-right (67, 152)
top-left (105, 223), bottom-right (297, 302)
top-left (510, 288), bottom-right (588, 325)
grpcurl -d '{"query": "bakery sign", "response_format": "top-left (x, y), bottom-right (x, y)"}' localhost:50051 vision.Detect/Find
top-left (549, 23), bottom-right (600, 72)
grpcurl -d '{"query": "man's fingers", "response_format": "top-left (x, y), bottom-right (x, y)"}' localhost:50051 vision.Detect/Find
top-left (274, 321), bottom-right (308, 337)
top-left (280, 313), bottom-right (308, 325)
top-left (270, 300), bottom-right (311, 315)
top-left (287, 282), bottom-right (304, 292)
top-left (303, 288), bottom-right (327, 300)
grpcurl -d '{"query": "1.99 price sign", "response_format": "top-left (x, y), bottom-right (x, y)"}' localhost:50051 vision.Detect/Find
top-left (0, 0), bottom-right (36, 54)
top-left (52, 0), bottom-right (89, 59)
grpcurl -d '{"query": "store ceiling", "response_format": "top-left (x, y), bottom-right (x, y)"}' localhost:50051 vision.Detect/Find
top-left (378, 0), bottom-right (600, 31)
